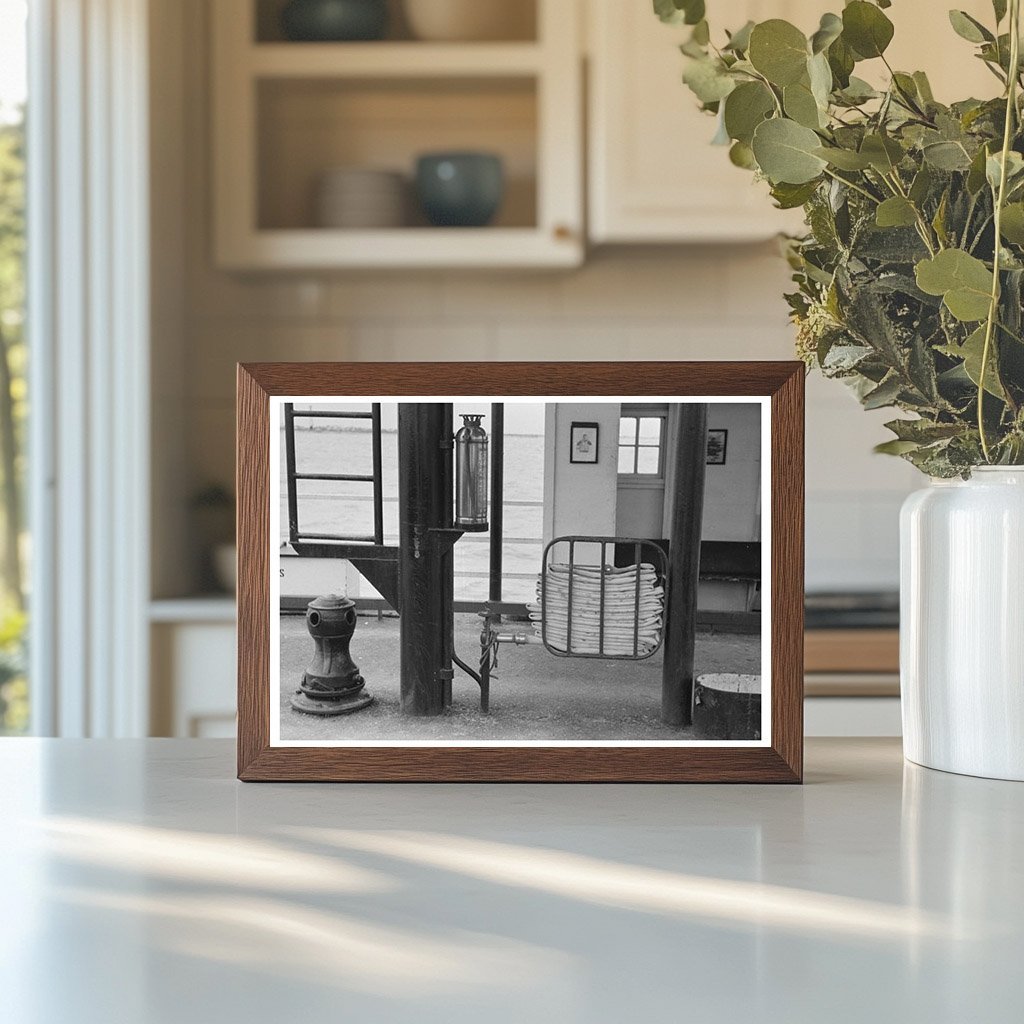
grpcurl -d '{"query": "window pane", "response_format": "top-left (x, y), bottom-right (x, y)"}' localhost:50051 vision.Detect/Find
top-left (0, 0), bottom-right (28, 735)
top-left (618, 416), bottom-right (637, 443)
top-left (638, 417), bottom-right (662, 444)
top-left (618, 445), bottom-right (635, 474)
top-left (636, 446), bottom-right (660, 475)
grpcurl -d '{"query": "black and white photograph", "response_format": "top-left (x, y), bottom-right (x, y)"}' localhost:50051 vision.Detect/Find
top-left (270, 397), bottom-right (769, 747)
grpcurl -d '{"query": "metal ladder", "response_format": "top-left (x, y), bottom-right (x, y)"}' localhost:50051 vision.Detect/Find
top-left (283, 402), bottom-right (385, 546)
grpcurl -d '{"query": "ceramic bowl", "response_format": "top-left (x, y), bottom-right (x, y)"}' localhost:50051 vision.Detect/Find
top-left (403, 0), bottom-right (534, 42)
top-left (316, 168), bottom-right (408, 228)
top-left (281, 0), bottom-right (388, 42)
top-left (415, 152), bottom-right (504, 228)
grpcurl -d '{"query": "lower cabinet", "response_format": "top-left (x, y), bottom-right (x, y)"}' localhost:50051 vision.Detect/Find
top-left (150, 607), bottom-right (237, 738)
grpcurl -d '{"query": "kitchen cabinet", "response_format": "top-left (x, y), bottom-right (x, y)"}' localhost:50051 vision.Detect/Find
top-left (587, 0), bottom-right (811, 243)
top-left (211, 0), bottom-right (583, 269)
top-left (587, 0), bottom-right (998, 244)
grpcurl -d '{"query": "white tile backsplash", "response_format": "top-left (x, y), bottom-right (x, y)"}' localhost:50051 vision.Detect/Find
top-left (182, 254), bottom-right (916, 595)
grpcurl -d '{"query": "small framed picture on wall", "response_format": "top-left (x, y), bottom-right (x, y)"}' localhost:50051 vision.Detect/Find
top-left (570, 421), bottom-right (600, 464)
top-left (707, 429), bottom-right (728, 465)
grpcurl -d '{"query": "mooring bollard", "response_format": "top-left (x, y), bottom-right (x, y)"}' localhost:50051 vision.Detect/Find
top-left (290, 594), bottom-right (374, 716)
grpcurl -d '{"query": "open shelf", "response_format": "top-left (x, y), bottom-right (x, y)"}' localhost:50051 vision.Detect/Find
top-left (213, 0), bottom-right (582, 268)
top-left (249, 42), bottom-right (544, 78)
top-left (254, 0), bottom-right (538, 45)
top-left (257, 76), bottom-right (538, 232)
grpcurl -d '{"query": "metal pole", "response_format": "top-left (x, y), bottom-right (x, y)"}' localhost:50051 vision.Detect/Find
top-left (371, 403), bottom-right (384, 544)
top-left (662, 403), bottom-right (708, 727)
top-left (397, 403), bottom-right (452, 716)
top-left (489, 403), bottom-right (504, 603)
top-left (284, 402), bottom-right (299, 544)
top-left (441, 403), bottom-right (454, 708)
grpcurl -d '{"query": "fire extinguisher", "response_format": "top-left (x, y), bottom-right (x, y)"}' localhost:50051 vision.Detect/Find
top-left (455, 414), bottom-right (488, 527)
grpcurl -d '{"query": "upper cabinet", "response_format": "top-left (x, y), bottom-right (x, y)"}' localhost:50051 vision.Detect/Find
top-left (586, 0), bottom-right (999, 245)
top-left (211, 0), bottom-right (584, 269)
top-left (587, 0), bottom-right (816, 244)
top-left (211, 0), bottom-right (1005, 266)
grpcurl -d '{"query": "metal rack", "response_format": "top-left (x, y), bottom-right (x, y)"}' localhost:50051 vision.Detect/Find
top-left (539, 536), bottom-right (668, 660)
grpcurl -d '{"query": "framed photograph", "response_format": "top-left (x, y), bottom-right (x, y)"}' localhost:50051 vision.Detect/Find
top-left (237, 362), bottom-right (804, 783)
top-left (570, 421), bottom-right (600, 463)
top-left (707, 429), bottom-right (728, 465)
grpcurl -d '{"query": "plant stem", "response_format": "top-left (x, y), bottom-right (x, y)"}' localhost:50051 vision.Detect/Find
top-left (822, 167), bottom-right (881, 205)
top-left (979, 0), bottom-right (1021, 463)
top-left (884, 171), bottom-right (939, 254)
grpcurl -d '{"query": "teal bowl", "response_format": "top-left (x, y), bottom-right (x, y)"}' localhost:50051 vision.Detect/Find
top-left (281, 0), bottom-right (388, 42)
top-left (415, 153), bottom-right (505, 228)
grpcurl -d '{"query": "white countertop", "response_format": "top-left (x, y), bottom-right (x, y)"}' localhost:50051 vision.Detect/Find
top-left (0, 738), bottom-right (1020, 1023)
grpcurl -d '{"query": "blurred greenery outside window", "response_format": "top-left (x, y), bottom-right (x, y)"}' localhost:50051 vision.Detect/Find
top-left (0, 0), bottom-right (28, 734)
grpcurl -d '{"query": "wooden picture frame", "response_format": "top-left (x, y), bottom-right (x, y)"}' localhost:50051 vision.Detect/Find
top-left (237, 362), bottom-right (804, 782)
top-left (569, 421), bottom-right (600, 463)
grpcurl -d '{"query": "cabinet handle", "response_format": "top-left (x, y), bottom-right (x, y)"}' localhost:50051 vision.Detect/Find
top-left (553, 224), bottom-right (574, 241)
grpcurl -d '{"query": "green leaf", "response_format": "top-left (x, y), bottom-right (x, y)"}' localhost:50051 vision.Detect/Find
top-left (814, 146), bottom-right (872, 170)
top-left (827, 36), bottom-right (856, 88)
top-left (653, 0), bottom-right (705, 26)
top-left (915, 249), bottom-right (994, 322)
top-left (922, 140), bottom-right (973, 171)
top-left (909, 164), bottom-right (933, 205)
top-left (837, 76), bottom-right (879, 104)
top-left (748, 20), bottom-right (809, 86)
top-left (862, 374), bottom-right (903, 409)
top-left (986, 150), bottom-right (1024, 191)
top-left (876, 197), bottom-right (918, 228)
top-left (842, 1), bottom-right (895, 59)
top-left (771, 180), bottom-right (820, 209)
top-left (751, 118), bottom-right (828, 184)
top-left (682, 57), bottom-right (736, 104)
top-left (729, 140), bottom-right (757, 170)
top-left (860, 133), bottom-right (904, 173)
top-left (724, 20), bottom-right (755, 53)
top-left (810, 12), bottom-right (843, 54)
top-left (932, 190), bottom-right (950, 246)
top-left (784, 80), bottom-right (824, 129)
top-left (808, 51), bottom-right (833, 109)
top-left (913, 71), bottom-right (935, 104)
top-left (948, 10), bottom-right (994, 44)
top-left (967, 144), bottom-right (991, 193)
top-left (1000, 203), bottom-right (1024, 244)
top-left (993, 0), bottom-right (1008, 24)
top-left (939, 325), bottom-right (1006, 398)
top-left (875, 439), bottom-right (922, 455)
top-left (723, 81), bottom-right (775, 144)
top-left (884, 418), bottom-right (964, 443)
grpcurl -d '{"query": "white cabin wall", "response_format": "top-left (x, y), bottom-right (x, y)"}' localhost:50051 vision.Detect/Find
top-left (542, 403), bottom-right (621, 545)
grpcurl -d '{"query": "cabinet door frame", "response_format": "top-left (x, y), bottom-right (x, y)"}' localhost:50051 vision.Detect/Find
top-left (211, 0), bottom-right (584, 269)
top-left (587, 0), bottom-right (802, 244)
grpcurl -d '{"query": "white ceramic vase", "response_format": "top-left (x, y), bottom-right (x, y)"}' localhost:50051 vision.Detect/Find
top-left (900, 467), bottom-right (1024, 780)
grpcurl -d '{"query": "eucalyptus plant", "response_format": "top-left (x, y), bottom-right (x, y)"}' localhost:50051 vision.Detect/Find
top-left (657, 0), bottom-right (1024, 476)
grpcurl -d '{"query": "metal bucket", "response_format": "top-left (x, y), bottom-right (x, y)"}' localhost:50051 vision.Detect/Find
top-left (693, 674), bottom-right (761, 740)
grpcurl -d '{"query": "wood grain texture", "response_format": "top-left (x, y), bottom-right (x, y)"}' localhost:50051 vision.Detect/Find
top-left (237, 361), bottom-right (805, 783)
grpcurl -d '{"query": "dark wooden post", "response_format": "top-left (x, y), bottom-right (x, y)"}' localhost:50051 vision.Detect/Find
top-left (397, 403), bottom-right (453, 716)
top-left (489, 403), bottom-right (504, 603)
top-left (662, 403), bottom-right (708, 727)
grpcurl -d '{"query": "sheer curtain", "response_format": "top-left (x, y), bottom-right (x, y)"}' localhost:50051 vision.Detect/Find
top-left (28, 0), bottom-right (150, 736)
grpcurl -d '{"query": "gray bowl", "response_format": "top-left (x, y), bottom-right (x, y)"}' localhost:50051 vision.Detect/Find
top-left (281, 0), bottom-right (388, 42)
top-left (415, 152), bottom-right (505, 228)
